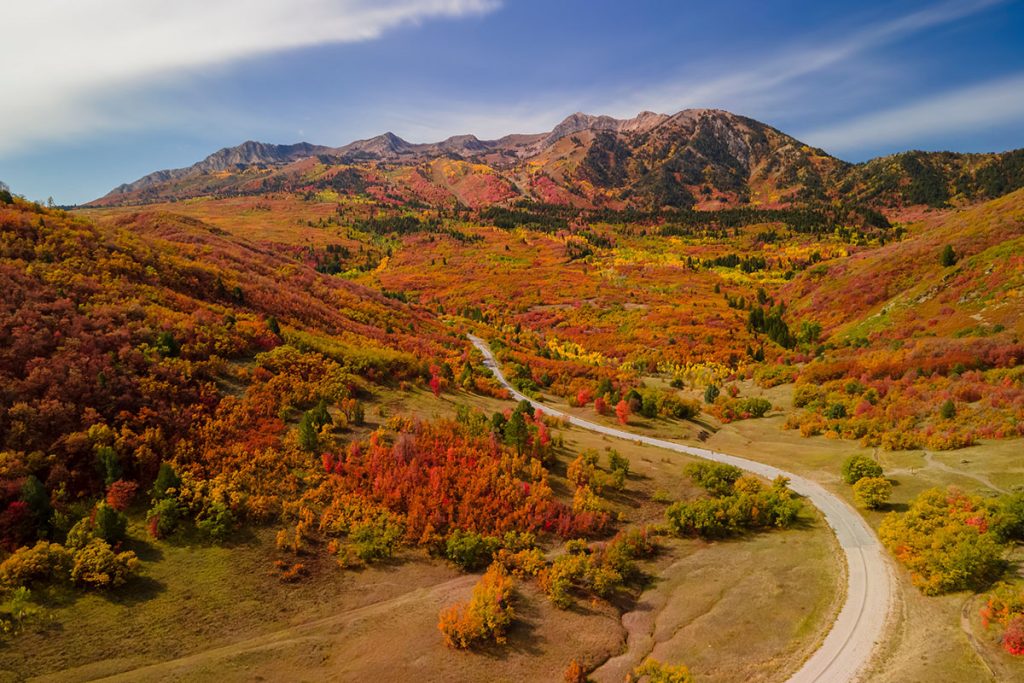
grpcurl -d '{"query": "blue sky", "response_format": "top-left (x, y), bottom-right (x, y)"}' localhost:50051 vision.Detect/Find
top-left (3, 0), bottom-right (1024, 204)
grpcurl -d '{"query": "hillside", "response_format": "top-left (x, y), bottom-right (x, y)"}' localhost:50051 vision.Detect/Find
top-left (91, 109), bottom-right (1024, 211)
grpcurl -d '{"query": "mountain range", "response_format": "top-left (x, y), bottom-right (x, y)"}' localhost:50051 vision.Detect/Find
top-left (92, 108), bottom-right (1024, 211)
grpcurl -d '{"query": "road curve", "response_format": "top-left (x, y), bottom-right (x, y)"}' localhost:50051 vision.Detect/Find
top-left (469, 334), bottom-right (893, 683)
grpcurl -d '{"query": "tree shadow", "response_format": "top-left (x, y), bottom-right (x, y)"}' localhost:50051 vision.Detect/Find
top-left (103, 575), bottom-right (167, 605)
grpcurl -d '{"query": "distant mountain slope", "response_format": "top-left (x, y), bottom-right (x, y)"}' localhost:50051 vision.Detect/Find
top-left (784, 186), bottom-right (1024, 337)
top-left (91, 109), bottom-right (1024, 210)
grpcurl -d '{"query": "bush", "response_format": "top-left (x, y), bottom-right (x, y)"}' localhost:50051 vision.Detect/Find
top-left (607, 449), bottom-right (629, 477)
top-left (852, 477), bottom-right (892, 509)
top-left (445, 530), bottom-right (501, 571)
top-left (350, 513), bottom-right (404, 562)
top-left (196, 501), bottom-right (236, 541)
top-left (0, 542), bottom-right (72, 588)
top-left (879, 487), bottom-right (1005, 595)
top-left (667, 476), bottom-right (800, 538)
top-left (69, 538), bottom-right (139, 589)
top-left (703, 385), bottom-right (720, 404)
top-left (685, 462), bottom-right (742, 497)
top-left (841, 455), bottom-right (883, 485)
top-left (147, 497), bottom-right (182, 539)
top-left (438, 564), bottom-right (515, 648)
top-left (992, 493), bottom-right (1024, 542)
top-left (628, 659), bottom-right (693, 683)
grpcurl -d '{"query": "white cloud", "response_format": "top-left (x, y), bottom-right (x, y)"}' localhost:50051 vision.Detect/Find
top-left (799, 73), bottom-right (1024, 152)
top-left (600, 0), bottom-right (1009, 118)
top-left (0, 0), bottom-right (499, 154)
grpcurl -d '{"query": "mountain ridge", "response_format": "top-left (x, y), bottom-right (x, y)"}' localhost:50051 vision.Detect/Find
top-left (93, 108), bottom-right (1024, 210)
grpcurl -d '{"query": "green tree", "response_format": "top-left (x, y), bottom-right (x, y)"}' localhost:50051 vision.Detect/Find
top-left (20, 475), bottom-right (51, 533)
top-left (298, 412), bottom-right (319, 452)
top-left (151, 462), bottom-right (181, 501)
top-left (939, 399), bottom-right (956, 420)
top-left (503, 411), bottom-right (529, 455)
top-left (93, 502), bottom-right (127, 544)
top-left (96, 446), bottom-right (121, 487)
top-left (841, 455), bottom-right (883, 485)
top-left (703, 384), bottom-right (720, 404)
top-left (853, 476), bottom-right (892, 509)
top-left (940, 244), bottom-right (957, 267)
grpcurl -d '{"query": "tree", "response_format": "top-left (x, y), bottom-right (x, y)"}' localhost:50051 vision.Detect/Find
top-left (504, 411), bottom-right (529, 455)
top-left (438, 564), bottom-right (515, 648)
top-left (841, 455), bottom-right (883, 485)
top-left (879, 487), bottom-right (1006, 595)
top-left (298, 412), bottom-right (319, 452)
top-left (429, 374), bottom-right (442, 397)
top-left (106, 480), bottom-right (138, 512)
top-left (615, 400), bottom-right (630, 425)
top-left (704, 384), bottom-right (720, 404)
top-left (94, 502), bottom-right (128, 544)
top-left (96, 446), bottom-right (121, 487)
top-left (853, 476), bottom-right (892, 509)
top-left (151, 462), bottom-right (180, 501)
top-left (940, 244), bottom-right (958, 267)
top-left (939, 399), bottom-right (956, 420)
top-left (20, 475), bottom-right (51, 534)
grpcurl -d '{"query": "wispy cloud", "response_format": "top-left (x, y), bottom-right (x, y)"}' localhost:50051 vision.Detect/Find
top-left (601, 0), bottom-right (1009, 117)
top-left (799, 72), bottom-right (1024, 152)
top-left (0, 0), bottom-right (499, 155)
top-left (361, 0), bottom-right (1012, 145)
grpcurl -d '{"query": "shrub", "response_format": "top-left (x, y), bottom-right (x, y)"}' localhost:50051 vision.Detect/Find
top-left (0, 542), bottom-right (72, 588)
top-left (1004, 616), bottom-right (1024, 656)
top-left (69, 539), bottom-right (139, 589)
top-left (196, 501), bottom-right (236, 541)
top-left (852, 477), bottom-right (892, 509)
top-left (879, 487), bottom-right (1005, 595)
top-left (992, 493), bottom-right (1024, 542)
top-left (703, 385), bottom-right (720, 404)
top-left (438, 564), bottom-right (515, 648)
top-left (147, 497), bottom-right (182, 539)
top-left (445, 530), bottom-right (501, 571)
top-left (350, 512), bottom-right (404, 562)
top-left (667, 476), bottom-right (800, 538)
top-left (685, 462), bottom-right (742, 497)
top-left (628, 659), bottom-right (693, 683)
top-left (607, 449), bottom-right (629, 477)
top-left (841, 455), bottom-right (883, 485)
top-left (106, 480), bottom-right (138, 512)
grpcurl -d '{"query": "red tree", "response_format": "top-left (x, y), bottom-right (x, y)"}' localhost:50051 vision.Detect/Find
top-left (429, 374), bottom-right (442, 397)
top-left (106, 480), bottom-right (139, 512)
top-left (1005, 616), bottom-right (1024, 656)
top-left (615, 400), bottom-right (630, 425)
top-left (594, 396), bottom-right (607, 415)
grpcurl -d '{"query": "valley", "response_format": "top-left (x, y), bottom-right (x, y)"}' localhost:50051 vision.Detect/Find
top-left (2, 107), bottom-right (1024, 682)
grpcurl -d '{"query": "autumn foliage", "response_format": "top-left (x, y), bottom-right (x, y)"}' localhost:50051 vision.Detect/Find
top-left (438, 564), bottom-right (515, 648)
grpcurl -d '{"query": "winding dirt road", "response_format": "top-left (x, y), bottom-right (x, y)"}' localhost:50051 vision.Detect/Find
top-left (469, 334), bottom-right (894, 683)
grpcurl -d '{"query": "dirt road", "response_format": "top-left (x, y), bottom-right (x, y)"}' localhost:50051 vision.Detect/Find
top-left (469, 334), bottom-right (894, 683)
